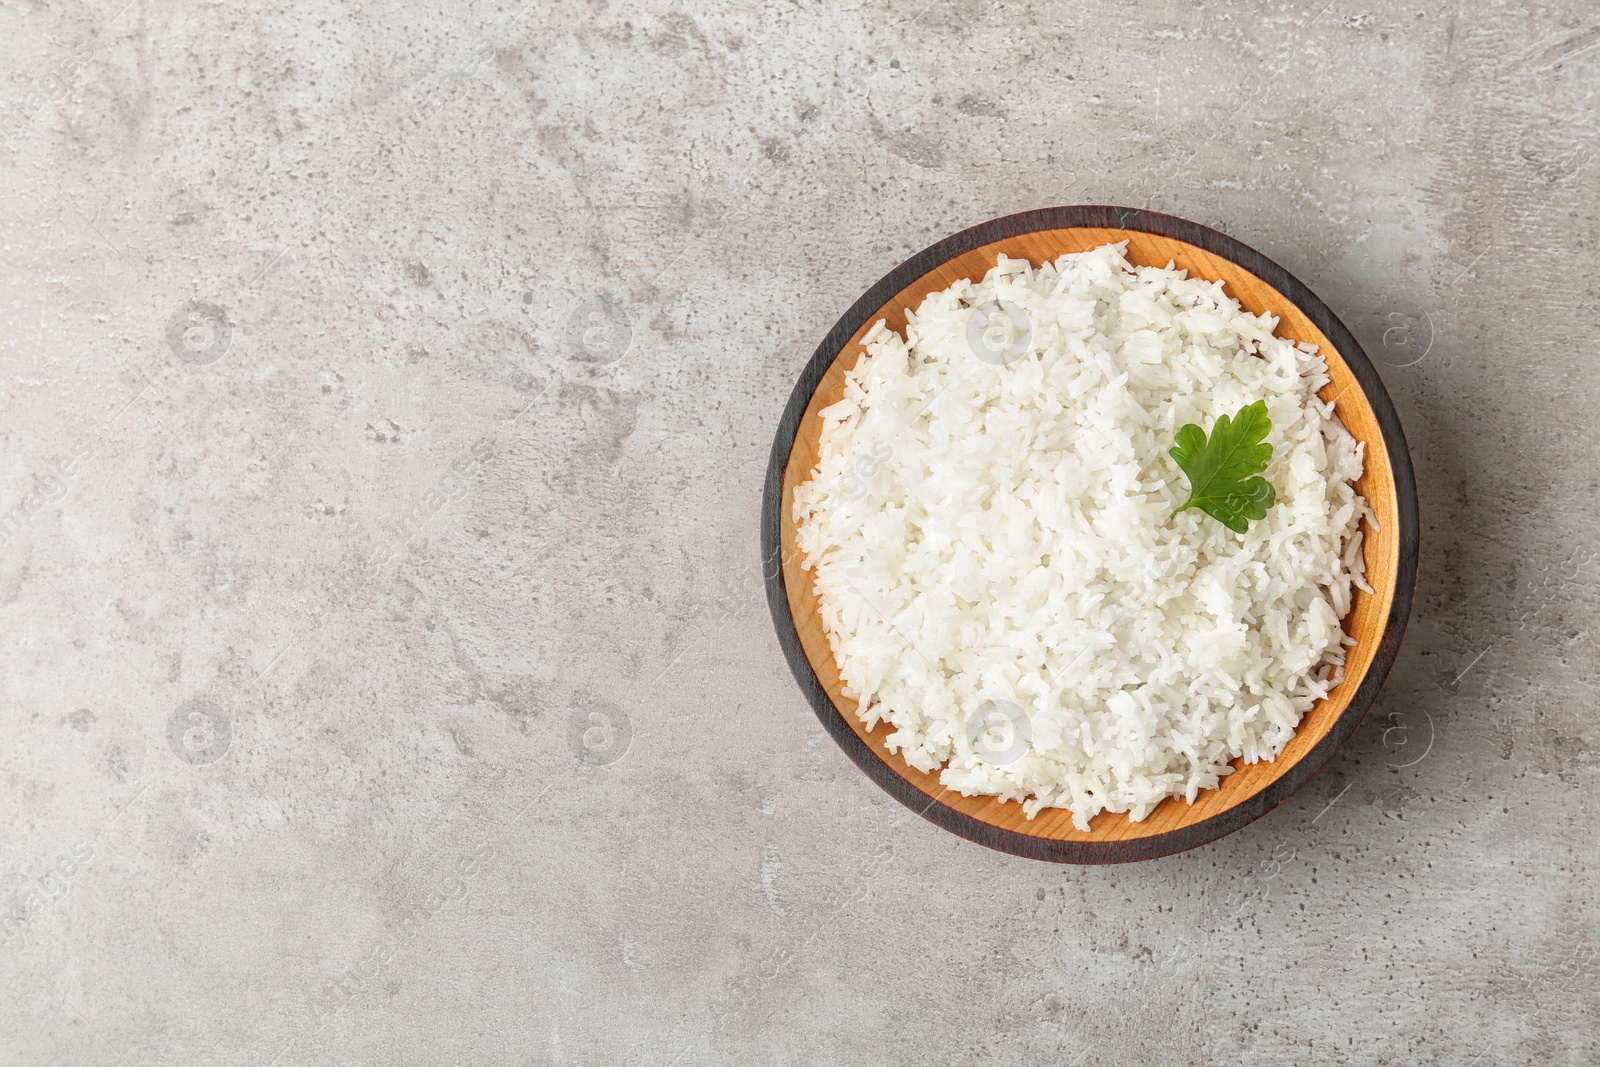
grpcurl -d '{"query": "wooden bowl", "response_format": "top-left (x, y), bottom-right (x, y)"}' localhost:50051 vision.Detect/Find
top-left (761, 206), bottom-right (1418, 863)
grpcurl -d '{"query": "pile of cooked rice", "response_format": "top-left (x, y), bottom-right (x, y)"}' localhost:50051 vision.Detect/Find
top-left (792, 242), bottom-right (1370, 830)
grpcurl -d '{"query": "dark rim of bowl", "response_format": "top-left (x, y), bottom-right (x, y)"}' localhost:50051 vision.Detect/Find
top-left (761, 205), bottom-right (1419, 864)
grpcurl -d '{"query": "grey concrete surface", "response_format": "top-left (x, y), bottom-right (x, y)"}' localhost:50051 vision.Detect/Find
top-left (0, 0), bottom-right (1595, 1064)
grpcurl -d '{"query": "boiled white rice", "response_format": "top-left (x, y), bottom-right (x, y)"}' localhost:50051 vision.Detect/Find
top-left (792, 242), bottom-right (1371, 830)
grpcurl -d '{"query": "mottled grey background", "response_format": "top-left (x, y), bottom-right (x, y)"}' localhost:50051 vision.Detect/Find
top-left (0, 1), bottom-right (1594, 1064)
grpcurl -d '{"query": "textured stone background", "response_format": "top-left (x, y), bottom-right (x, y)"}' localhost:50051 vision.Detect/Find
top-left (0, 1), bottom-right (1595, 1064)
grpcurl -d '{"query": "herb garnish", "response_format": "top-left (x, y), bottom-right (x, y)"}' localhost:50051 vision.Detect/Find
top-left (1169, 400), bottom-right (1277, 534)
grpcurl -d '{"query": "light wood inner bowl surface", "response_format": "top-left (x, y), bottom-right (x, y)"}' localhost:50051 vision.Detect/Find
top-left (779, 227), bottom-right (1399, 848)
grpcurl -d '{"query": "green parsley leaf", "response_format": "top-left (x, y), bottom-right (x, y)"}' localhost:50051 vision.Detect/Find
top-left (1169, 400), bottom-right (1277, 534)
